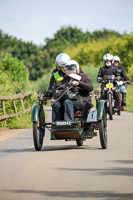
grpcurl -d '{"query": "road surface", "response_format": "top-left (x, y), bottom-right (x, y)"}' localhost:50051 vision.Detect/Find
top-left (0, 109), bottom-right (133, 200)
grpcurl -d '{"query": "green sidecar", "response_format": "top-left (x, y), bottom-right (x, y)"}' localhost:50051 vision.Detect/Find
top-left (31, 90), bottom-right (107, 151)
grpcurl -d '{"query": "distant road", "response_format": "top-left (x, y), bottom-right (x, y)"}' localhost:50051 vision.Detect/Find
top-left (0, 110), bottom-right (133, 200)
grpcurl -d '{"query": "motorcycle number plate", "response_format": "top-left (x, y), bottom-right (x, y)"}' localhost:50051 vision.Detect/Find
top-left (106, 83), bottom-right (113, 88)
top-left (56, 121), bottom-right (72, 126)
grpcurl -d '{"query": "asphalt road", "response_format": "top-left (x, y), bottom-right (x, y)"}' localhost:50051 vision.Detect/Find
top-left (0, 109), bottom-right (133, 200)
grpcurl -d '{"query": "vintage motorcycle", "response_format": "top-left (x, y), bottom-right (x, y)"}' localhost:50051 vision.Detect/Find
top-left (98, 75), bottom-right (121, 120)
top-left (31, 90), bottom-right (108, 151)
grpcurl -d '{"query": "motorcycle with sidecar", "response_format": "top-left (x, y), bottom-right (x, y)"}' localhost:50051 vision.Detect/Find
top-left (31, 90), bottom-right (107, 151)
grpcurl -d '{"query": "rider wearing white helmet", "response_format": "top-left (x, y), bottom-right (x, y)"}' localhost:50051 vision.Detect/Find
top-left (103, 53), bottom-right (114, 66)
top-left (53, 53), bottom-right (71, 82)
top-left (113, 56), bottom-right (120, 63)
top-left (44, 53), bottom-right (71, 97)
top-left (97, 53), bottom-right (121, 111)
top-left (52, 60), bottom-right (93, 122)
top-left (113, 56), bottom-right (130, 106)
top-left (55, 53), bottom-right (71, 70)
top-left (113, 56), bottom-right (129, 83)
top-left (97, 53), bottom-right (116, 81)
top-left (65, 60), bottom-right (80, 74)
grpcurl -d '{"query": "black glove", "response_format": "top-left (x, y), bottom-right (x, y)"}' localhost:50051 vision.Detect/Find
top-left (43, 90), bottom-right (53, 97)
top-left (127, 80), bottom-right (130, 85)
top-left (97, 77), bottom-right (103, 83)
top-left (71, 86), bottom-right (78, 93)
top-left (116, 76), bottom-right (121, 81)
top-left (67, 79), bottom-right (72, 87)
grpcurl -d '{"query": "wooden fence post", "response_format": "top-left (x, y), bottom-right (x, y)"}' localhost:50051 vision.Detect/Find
top-left (1, 100), bottom-right (5, 115)
top-left (1, 100), bottom-right (7, 125)
top-left (0, 91), bottom-right (33, 121)
top-left (12, 100), bottom-right (17, 114)
top-left (20, 98), bottom-right (24, 109)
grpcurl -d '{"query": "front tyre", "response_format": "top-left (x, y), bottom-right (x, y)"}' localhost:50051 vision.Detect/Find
top-left (33, 108), bottom-right (45, 151)
top-left (99, 107), bottom-right (107, 149)
top-left (117, 109), bottom-right (121, 115)
top-left (108, 93), bottom-right (113, 120)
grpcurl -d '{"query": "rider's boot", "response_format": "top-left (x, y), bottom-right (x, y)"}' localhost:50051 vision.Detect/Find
top-left (122, 93), bottom-right (126, 106)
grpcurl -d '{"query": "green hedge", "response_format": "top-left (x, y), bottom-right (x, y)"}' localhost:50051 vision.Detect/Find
top-left (0, 54), bottom-right (35, 128)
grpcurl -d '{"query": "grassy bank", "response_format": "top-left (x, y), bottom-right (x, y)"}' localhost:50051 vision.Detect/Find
top-left (125, 84), bottom-right (133, 112)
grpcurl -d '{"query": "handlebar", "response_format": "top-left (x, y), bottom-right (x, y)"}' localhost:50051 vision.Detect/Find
top-left (116, 80), bottom-right (130, 86)
top-left (98, 75), bottom-right (123, 84)
top-left (37, 91), bottom-right (52, 102)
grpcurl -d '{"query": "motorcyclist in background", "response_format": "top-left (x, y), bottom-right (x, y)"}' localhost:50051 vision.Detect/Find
top-left (113, 56), bottom-right (130, 107)
top-left (97, 53), bottom-right (121, 111)
top-left (52, 60), bottom-right (93, 122)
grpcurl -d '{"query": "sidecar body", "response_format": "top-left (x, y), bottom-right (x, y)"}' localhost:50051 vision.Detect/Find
top-left (31, 94), bottom-right (107, 151)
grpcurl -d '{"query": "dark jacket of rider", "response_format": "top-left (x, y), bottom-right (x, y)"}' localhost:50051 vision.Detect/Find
top-left (53, 73), bottom-right (93, 103)
top-left (97, 65), bottom-right (121, 109)
top-left (97, 65), bottom-right (117, 78)
top-left (114, 66), bottom-right (129, 81)
top-left (44, 68), bottom-right (84, 97)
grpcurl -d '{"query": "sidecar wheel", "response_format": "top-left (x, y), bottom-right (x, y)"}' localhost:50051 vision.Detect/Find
top-left (76, 139), bottom-right (83, 146)
top-left (33, 109), bottom-right (45, 151)
top-left (99, 107), bottom-right (107, 149)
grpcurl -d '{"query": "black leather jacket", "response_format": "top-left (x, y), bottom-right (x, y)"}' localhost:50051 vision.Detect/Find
top-left (114, 66), bottom-right (129, 81)
top-left (97, 65), bottom-right (117, 79)
top-left (53, 73), bottom-right (93, 103)
top-left (97, 65), bottom-right (118, 89)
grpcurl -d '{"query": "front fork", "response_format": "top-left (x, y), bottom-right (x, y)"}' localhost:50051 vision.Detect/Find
top-left (107, 90), bottom-right (114, 107)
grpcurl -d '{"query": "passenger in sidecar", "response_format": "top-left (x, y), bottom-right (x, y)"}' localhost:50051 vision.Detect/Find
top-left (52, 60), bottom-right (93, 122)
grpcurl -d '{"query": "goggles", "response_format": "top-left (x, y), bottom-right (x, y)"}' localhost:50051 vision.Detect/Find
top-left (114, 60), bottom-right (119, 63)
top-left (65, 64), bottom-right (77, 71)
top-left (105, 60), bottom-right (111, 62)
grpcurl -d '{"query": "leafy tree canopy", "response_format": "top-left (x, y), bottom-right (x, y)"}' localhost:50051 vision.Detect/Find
top-left (0, 27), bottom-right (128, 81)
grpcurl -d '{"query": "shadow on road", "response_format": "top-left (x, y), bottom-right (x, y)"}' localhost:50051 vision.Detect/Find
top-left (55, 163), bottom-right (133, 177)
top-left (0, 148), bottom-right (35, 153)
top-left (2, 189), bottom-right (133, 200)
top-left (0, 145), bottom-right (101, 153)
top-left (112, 160), bottom-right (133, 164)
top-left (42, 144), bottom-right (101, 151)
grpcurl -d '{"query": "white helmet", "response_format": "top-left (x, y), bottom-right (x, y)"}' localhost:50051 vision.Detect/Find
top-left (55, 53), bottom-right (71, 69)
top-left (113, 56), bottom-right (120, 63)
top-left (65, 60), bottom-right (79, 74)
top-left (103, 53), bottom-right (113, 62)
top-left (103, 53), bottom-right (113, 67)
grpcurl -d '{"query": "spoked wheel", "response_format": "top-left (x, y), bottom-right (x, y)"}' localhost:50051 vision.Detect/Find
top-left (99, 107), bottom-right (107, 149)
top-left (76, 138), bottom-right (83, 146)
top-left (33, 107), bottom-right (45, 151)
top-left (108, 93), bottom-right (113, 120)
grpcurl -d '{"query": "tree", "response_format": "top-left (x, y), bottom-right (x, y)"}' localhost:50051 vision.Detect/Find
top-left (0, 27), bottom-right (125, 81)
top-left (0, 54), bottom-right (30, 93)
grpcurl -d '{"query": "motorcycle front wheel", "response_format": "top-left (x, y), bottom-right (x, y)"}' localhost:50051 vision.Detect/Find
top-left (108, 93), bottom-right (113, 120)
top-left (33, 107), bottom-right (45, 151)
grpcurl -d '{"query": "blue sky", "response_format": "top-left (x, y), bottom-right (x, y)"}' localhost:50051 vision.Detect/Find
top-left (0, 0), bottom-right (133, 45)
